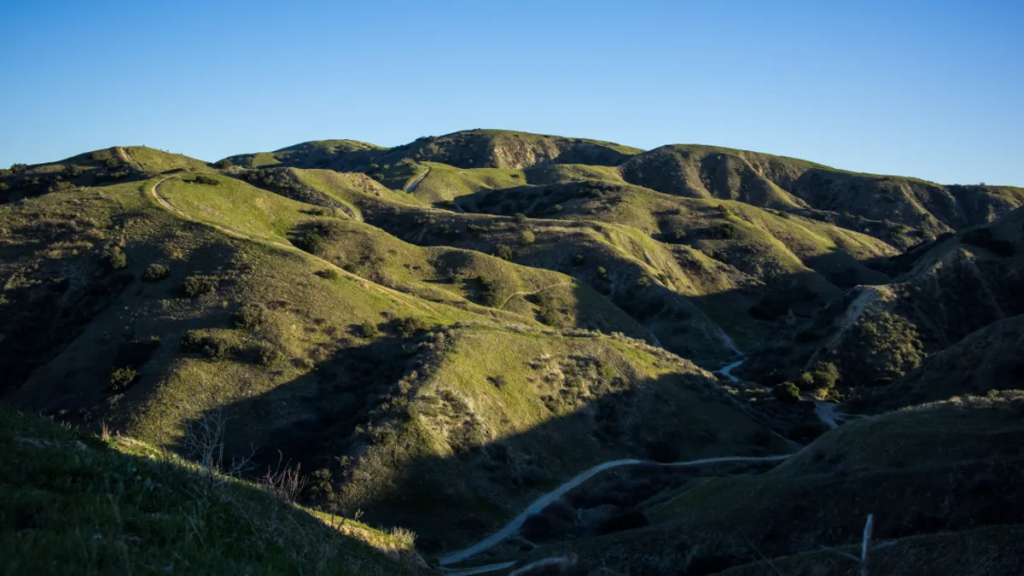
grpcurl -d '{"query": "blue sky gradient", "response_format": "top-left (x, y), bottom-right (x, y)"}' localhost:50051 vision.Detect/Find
top-left (1, 0), bottom-right (1021, 185)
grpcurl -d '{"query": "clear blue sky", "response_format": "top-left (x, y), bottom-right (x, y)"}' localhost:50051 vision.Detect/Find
top-left (1, 0), bottom-right (1021, 185)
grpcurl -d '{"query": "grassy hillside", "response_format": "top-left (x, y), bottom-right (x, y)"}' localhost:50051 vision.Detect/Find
top-left (1, 408), bottom-right (428, 575)
top-left (5, 131), bottom-right (1024, 574)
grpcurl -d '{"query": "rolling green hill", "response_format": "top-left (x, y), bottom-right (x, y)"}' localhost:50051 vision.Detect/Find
top-left (3, 131), bottom-right (1023, 574)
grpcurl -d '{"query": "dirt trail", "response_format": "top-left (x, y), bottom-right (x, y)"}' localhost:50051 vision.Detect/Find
top-left (147, 177), bottom-right (440, 315)
top-left (439, 454), bottom-right (790, 567)
top-left (405, 166), bottom-right (431, 193)
top-left (497, 282), bottom-right (572, 310)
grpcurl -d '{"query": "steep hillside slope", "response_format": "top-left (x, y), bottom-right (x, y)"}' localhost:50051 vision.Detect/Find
top-left (1, 408), bottom-right (428, 575)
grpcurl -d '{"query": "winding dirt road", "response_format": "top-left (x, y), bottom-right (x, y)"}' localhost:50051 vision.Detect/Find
top-left (439, 454), bottom-right (791, 566)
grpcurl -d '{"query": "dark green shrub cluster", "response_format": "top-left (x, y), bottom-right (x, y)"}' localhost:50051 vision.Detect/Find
top-left (519, 229), bottom-right (536, 245)
top-left (213, 159), bottom-right (233, 169)
top-left (109, 367), bottom-right (139, 392)
top-left (396, 317), bottom-right (427, 338)
top-left (103, 246), bottom-right (128, 271)
top-left (191, 175), bottom-right (220, 186)
top-left (233, 304), bottom-right (266, 331)
top-left (359, 321), bottom-right (381, 339)
top-left (514, 213), bottom-right (528, 224)
top-left (314, 269), bottom-right (339, 280)
top-left (847, 310), bottom-right (924, 384)
top-left (254, 341), bottom-right (281, 366)
top-left (143, 263), bottom-right (169, 282)
top-left (798, 361), bottom-right (840, 394)
top-left (773, 382), bottom-right (801, 402)
top-left (181, 330), bottom-right (236, 360)
top-left (495, 244), bottom-right (513, 260)
top-left (182, 275), bottom-right (219, 297)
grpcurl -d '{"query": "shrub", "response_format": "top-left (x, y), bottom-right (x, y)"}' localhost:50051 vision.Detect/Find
top-left (467, 224), bottom-right (488, 235)
top-left (181, 275), bottom-right (219, 297)
top-left (597, 266), bottom-right (608, 278)
top-left (62, 165), bottom-right (84, 178)
top-left (314, 269), bottom-right (339, 280)
top-left (552, 204), bottom-right (564, 213)
top-left (109, 367), bottom-right (138, 392)
top-left (213, 159), bottom-right (233, 169)
top-left (49, 180), bottom-right (76, 193)
top-left (773, 382), bottom-right (801, 402)
top-left (9, 163), bottom-right (27, 173)
top-left (233, 304), bottom-right (266, 331)
top-left (181, 330), bottom-right (235, 360)
top-left (0, 168), bottom-right (12, 178)
top-left (143, 263), bottom-right (169, 282)
top-left (495, 244), bottom-right (513, 260)
top-left (808, 361), bottom-right (840, 393)
top-left (254, 341), bottom-right (281, 366)
top-left (396, 317), bottom-right (427, 338)
top-left (572, 254), bottom-right (585, 266)
top-left (104, 246), bottom-right (128, 270)
top-left (360, 321), bottom-right (381, 339)
top-left (488, 375), bottom-right (508, 388)
top-left (519, 229), bottom-right (536, 245)
top-left (192, 175), bottom-right (220, 186)
top-left (104, 158), bottom-right (121, 169)
top-left (514, 213), bottom-right (527, 224)
top-left (797, 371), bottom-right (816, 391)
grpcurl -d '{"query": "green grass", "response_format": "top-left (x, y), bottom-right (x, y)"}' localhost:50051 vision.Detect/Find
top-left (0, 408), bottom-right (426, 575)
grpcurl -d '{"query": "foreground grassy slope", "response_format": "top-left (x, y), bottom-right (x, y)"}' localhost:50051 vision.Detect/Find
top-left (522, 394), bottom-right (1024, 574)
top-left (0, 408), bottom-right (428, 575)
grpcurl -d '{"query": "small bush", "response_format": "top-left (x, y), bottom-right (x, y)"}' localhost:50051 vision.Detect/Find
top-left (104, 246), bottom-right (128, 270)
top-left (254, 341), bottom-right (281, 366)
top-left (314, 269), bottom-right (339, 280)
top-left (495, 244), bottom-right (513, 260)
top-left (396, 317), bottom-right (427, 338)
top-left (467, 224), bottom-right (488, 235)
top-left (213, 159), bottom-right (233, 169)
top-left (488, 375), bottom-right (508, 389)
top-left (514, 213), bottom-right (527, 224)
top-left (773, 382), bottom-right (801, 402)
top-left (519, 229), bottom-right (536, 245)
top-left (233, 304), bottom-right (266, 331)
top-left (192, 174), bottom-right (220, 186)
top-left (143, 263), bottom-right (169, 282)
top-left (552, 204), bottom-right (564, 213)
top-left (181, 330), bottom-right (236, 360)
top-left (360, 321), bottom-right (381, 339)
top-left (109, 367), bottom-right (139, 393)
top-left (62, 165), bottom-right (84, 178)
top-left (182, 275), bottom-right (219, 297)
